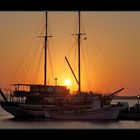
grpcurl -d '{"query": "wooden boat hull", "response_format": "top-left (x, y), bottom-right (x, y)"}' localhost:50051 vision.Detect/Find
top-left (45, 106), bottom-right (120, 120)
top-left (1, 102), bottom-right (120, 120)
top-left (0, 102), bottom-right (45, 118)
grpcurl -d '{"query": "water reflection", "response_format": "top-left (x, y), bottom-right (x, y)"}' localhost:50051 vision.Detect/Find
top-left (0, 117), bottom-right (131, 129)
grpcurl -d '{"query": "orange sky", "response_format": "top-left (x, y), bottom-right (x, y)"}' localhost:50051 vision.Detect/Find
top-left (0, 11), bottom-right (140, 96)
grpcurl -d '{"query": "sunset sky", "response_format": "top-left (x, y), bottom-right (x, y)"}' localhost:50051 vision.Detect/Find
top-left (0, 11), bottom-right (140, 96)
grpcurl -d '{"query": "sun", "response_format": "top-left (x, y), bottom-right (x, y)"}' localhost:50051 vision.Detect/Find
top-left (64, 79), bottom-right (71, 86)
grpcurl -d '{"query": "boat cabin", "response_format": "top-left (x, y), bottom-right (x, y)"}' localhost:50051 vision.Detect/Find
top-left (13, 84), bottom-right (69, 96)
top-left (11, 84), bottom-right (70, 104)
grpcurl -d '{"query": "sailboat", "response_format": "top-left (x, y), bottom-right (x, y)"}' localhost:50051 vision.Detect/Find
top-left (0, 11), bottom-right (124, 119)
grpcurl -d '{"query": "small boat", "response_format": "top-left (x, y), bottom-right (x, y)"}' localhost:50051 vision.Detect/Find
top-left (117, 96), bottom-right (140, 120)
top-left (0, 11), bottom-right (124, 119)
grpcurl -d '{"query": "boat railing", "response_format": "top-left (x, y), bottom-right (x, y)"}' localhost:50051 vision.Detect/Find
top-left (8, 94), bottom-right (26, 103)
top-left (0, 88), bottom-right (26, 103)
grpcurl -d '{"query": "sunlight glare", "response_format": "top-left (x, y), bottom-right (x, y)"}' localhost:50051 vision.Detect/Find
top-left (64, 79), bottom-right (71, 86)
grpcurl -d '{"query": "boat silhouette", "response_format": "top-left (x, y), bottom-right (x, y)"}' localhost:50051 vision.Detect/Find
top-left (0, 11), bottom-right (124, 119)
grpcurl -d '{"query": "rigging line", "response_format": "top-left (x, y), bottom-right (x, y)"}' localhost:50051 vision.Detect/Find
top-left (83, 15), bottom-right (122, 88)
top-left (82, 19), bottom-right (115, 89)
top-left (37, 48), bottom-right (44, 84)
top-left (68, 38), bottom-right (80, 91)
top-left (47, 26), bottom-right (55, 81)
top-left (90, 39), bottom-right (116, 90)
top-left (21, 38), bottom-right (42, 83)
top-left (63, 14), bottom-right (80, 78)
top-left (85, 37), bottom-right (109, 91)
top-left (59, 59), bottom-right (68, 82)
top-left (65, 39), bottom-right (78, 84)
top-left (65, 14), bottom-right (80, 59)
top-left (32, 41), bottom-right (43, 83)
top-left (81, 44), bottom-right (92, 91)
top-left (80, 14), bottom-right (87, 35)
top-left (61, 39), bottom-right (78, 84)
top-left (71, 13), bottom-right (79, 35)
top-left (67, 37), bottom-right (80, 84)
top-left (67, 35), bottom-right (79, 60)
top-left (18, 20), bottom-right (44, 83)
top-left (48, 43), bottom-right (55, 81)
top-left (72, 38), bottom-right (78, 86)
top-left (16, 37), bottom-right (42, 84)
top-left (73, 38), bottom-right (78, 74)
top-left (34, 46), bottom-right (44, 83)
top-left (20, 60), bottom-right (33, 84)
top-left (47, 18), bottom-right (53, 37)
top-left (65, 38), bottom-right (77, 58)
top-left (9, 36), bottom-right (36, 84)
top-left (88, 36), bottom-right (118, 90)
top-left (49, 37), bottom-right (56, 77)
top-left (81, 35), bottom-right (92, 90)
top-left (10, 15), bottom-right (45, 84)
top-left (66, 14), bottom-right (80, 58)
top-left (94, 42), bottom-right (123, 87)
top-left (86, 42), bottom-right (108, 92)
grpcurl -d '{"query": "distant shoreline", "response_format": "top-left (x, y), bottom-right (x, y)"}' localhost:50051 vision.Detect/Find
top-left (113, 96), bottom-right (138, 100)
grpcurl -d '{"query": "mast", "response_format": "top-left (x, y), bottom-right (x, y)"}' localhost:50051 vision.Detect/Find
top-left (44, 11), bottom-right (47, 85)
top-left (78, 11), bottom-right (81, 92)
top-left (43, 12), bottom-right (52, 85)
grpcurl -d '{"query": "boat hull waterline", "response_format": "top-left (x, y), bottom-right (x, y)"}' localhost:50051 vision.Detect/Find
top-left (1, 103), bottom-right (120, 120)
top-left (45, 106), bottom-right (120, 120)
